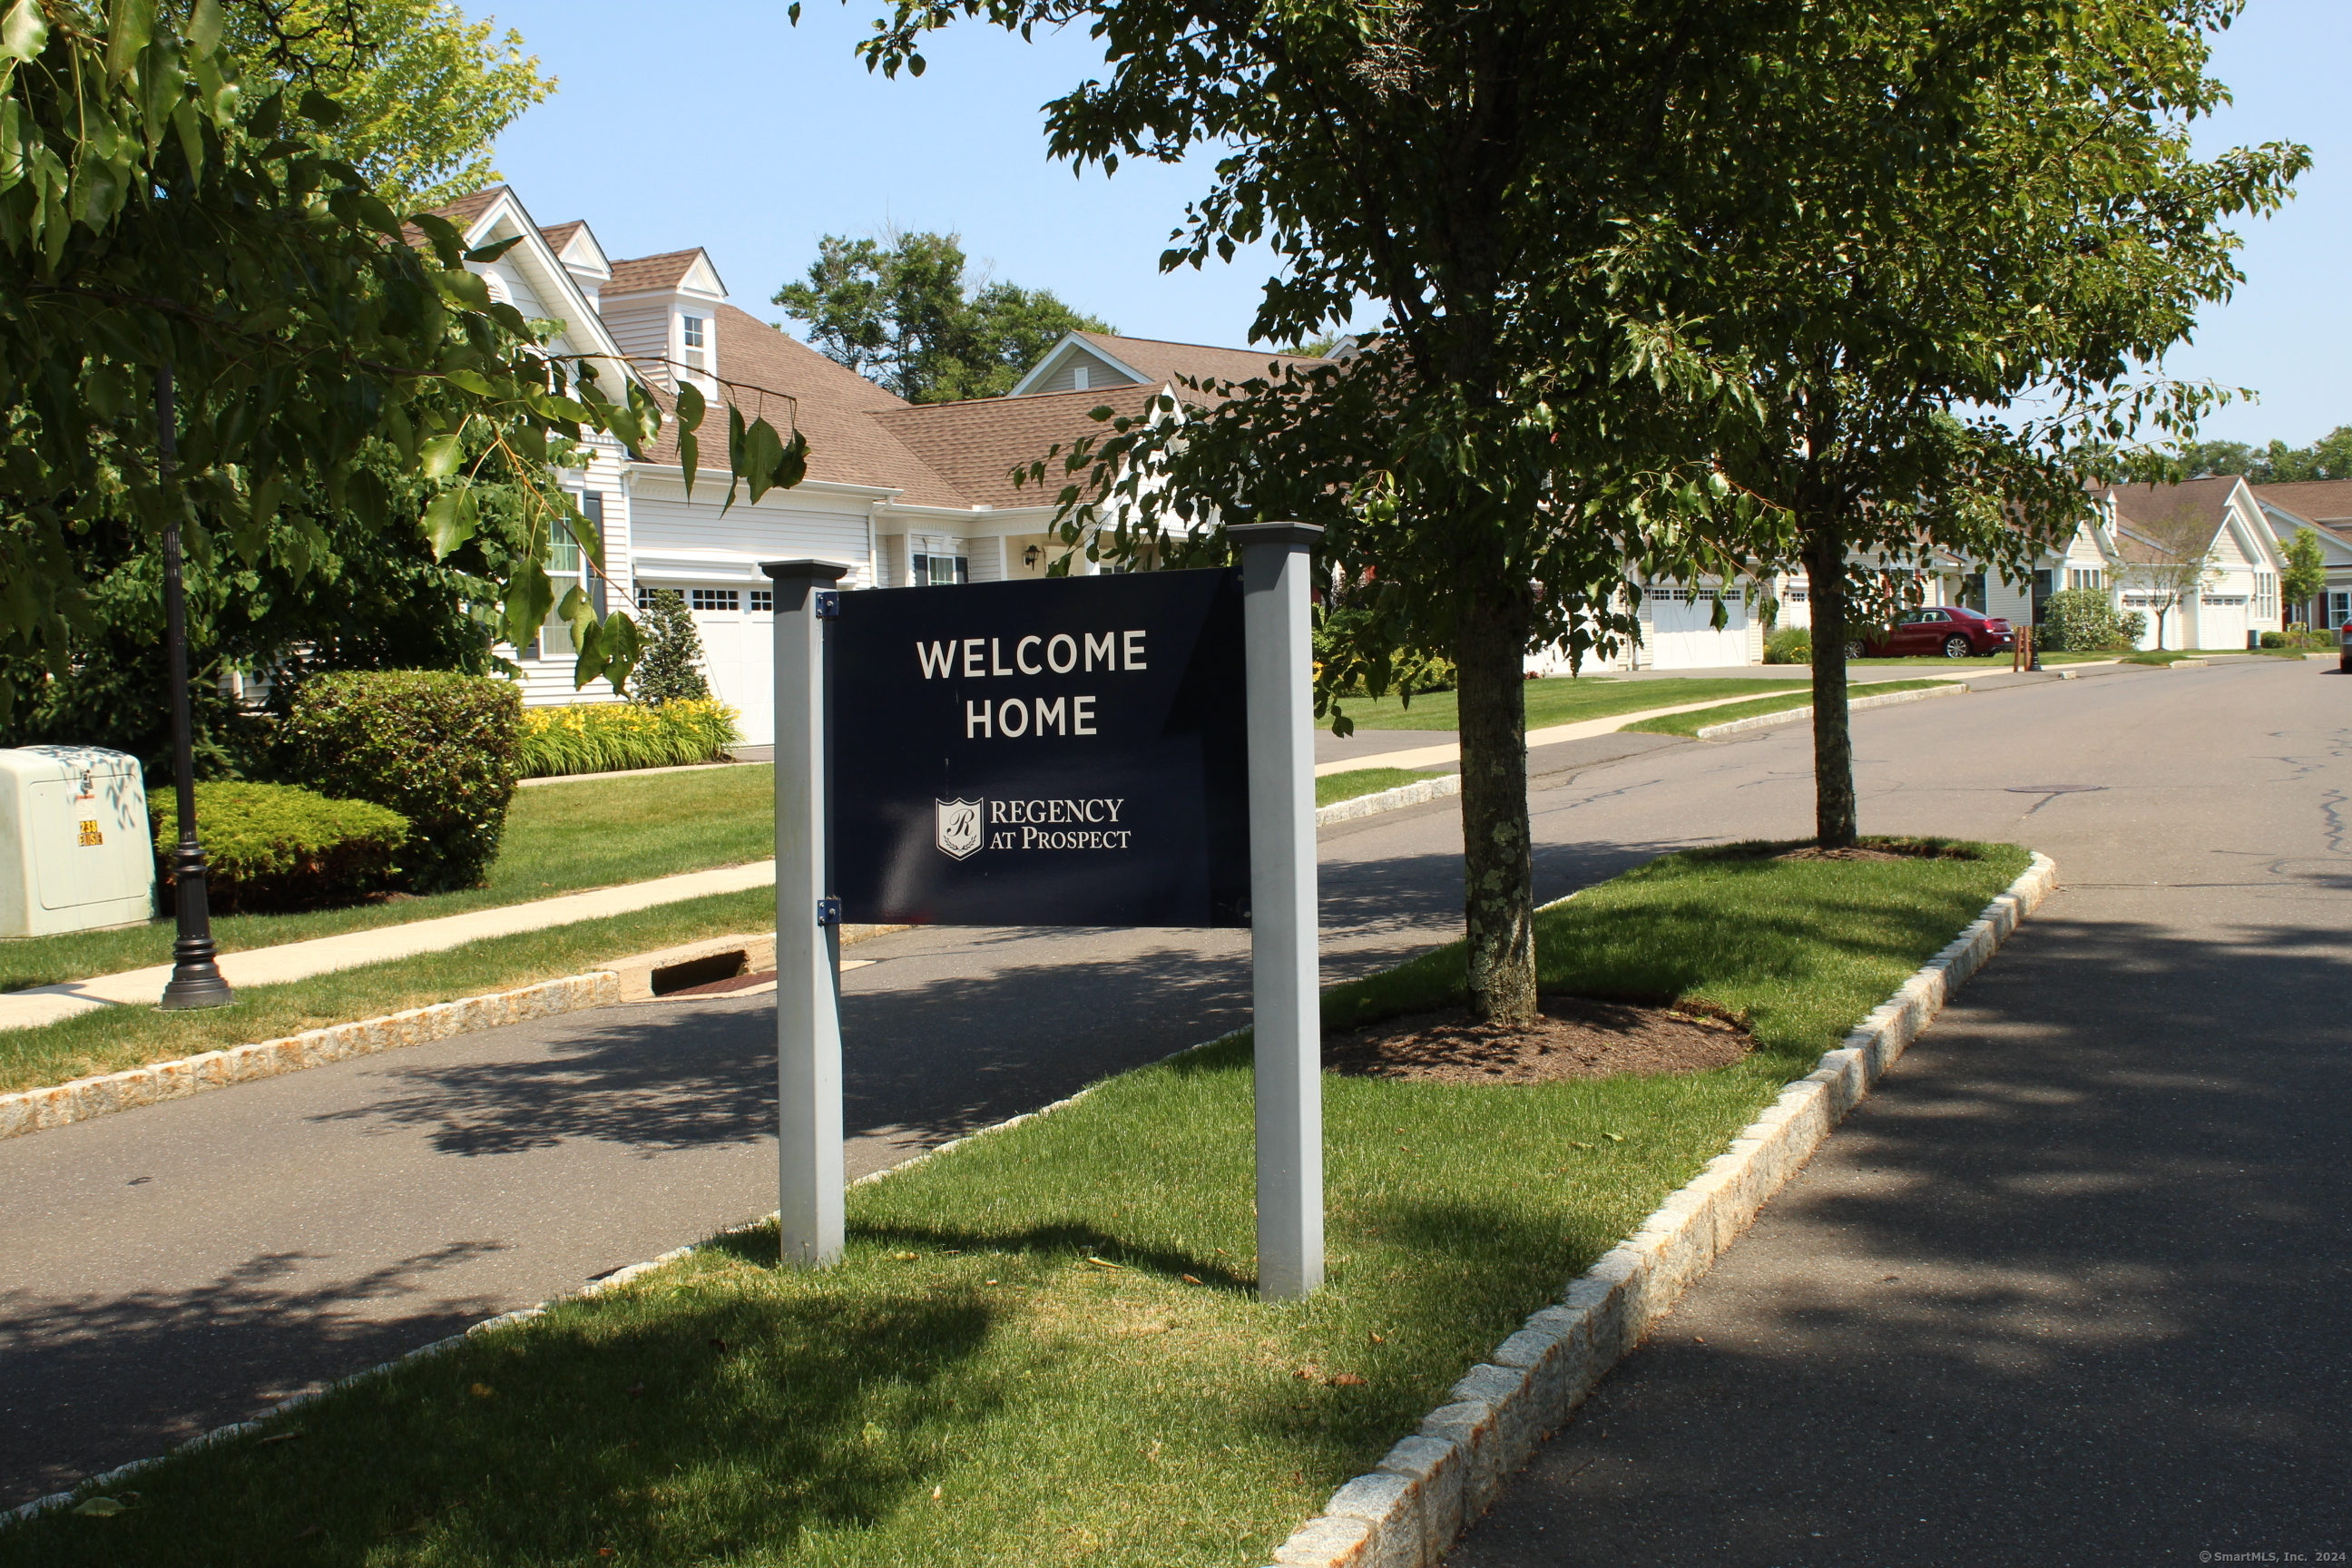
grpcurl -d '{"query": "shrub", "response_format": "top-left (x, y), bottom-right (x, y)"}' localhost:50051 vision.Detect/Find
top-left (2039, 588), bottom-right (2135, 652)
top-left (152, 782), bottom-right (408, 913)
top-left (516, 699), bottom-right (743, 778)
top-left (1763, 625), bottom-right (1812, 664)
top-left (279, 671), bottom-right (522, 891)
top-left (2121, 611), bottom-right (2148, 646)
top-left (2261, 630), bottom-right (2287, 648)
top-left (630, 590), bottom-right (712, 703)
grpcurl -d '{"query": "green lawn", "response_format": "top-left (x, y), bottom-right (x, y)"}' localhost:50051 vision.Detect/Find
top-left (1620, 678), bottom-right (1958, 738)
top-left (1315, 768), bottom-right (1438, 807)
top-left (1328, 675), bottom-right (1809, 732)
top-left (0, 766), bottom-right (777, 993)
top-left (1838, 651), bottom-right (2113, 667)
top-left (13, 842), bottom-right (2029, 1566)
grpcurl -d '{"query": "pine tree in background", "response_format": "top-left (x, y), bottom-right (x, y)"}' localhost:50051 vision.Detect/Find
top-left (628, 593), bottom-right (712, 704)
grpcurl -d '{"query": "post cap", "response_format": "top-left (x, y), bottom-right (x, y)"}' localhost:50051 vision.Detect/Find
top-left (760, 559), bottom-right (853, 583)
top-left (1226, 522), bottom-right (1325, 550)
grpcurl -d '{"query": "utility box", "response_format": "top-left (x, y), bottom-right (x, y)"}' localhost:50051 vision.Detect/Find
top-left (0, 747), bottom-right (156, 938)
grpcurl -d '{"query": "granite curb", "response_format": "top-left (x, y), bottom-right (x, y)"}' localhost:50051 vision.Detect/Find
top-left (1692, 679), bottom-right (1966, 740)
top-left (1316, 774), bottom-right (1463, 826)
top-left (1255, 848), bottom-right (2060, 1568)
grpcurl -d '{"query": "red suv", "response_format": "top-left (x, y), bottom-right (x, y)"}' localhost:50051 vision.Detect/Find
top-left (1846, 605), bottom-right (2015, 659)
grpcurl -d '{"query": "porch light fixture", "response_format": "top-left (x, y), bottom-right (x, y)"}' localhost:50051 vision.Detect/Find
top-left (1023, 544), bottom-right (1043, 569)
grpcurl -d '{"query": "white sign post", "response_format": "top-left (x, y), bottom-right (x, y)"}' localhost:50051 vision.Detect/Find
top-left (763, 558), bottom-right (849, 1269)
top-left (1230, 523), bottom-right (1326, 1299)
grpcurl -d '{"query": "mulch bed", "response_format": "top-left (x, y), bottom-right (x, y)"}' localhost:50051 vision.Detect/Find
top-left (1325, 994), bottom-right (1755, 1084)
top-left (1778, 837), bottom-right (1981, 864)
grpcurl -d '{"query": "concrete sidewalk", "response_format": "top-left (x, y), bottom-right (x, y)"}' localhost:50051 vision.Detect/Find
top-left (0, 860), bottom-right (777, 1032)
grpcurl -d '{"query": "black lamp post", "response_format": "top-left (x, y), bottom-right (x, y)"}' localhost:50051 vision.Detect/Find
top-left (155, 364), bottom-right (235, 1010)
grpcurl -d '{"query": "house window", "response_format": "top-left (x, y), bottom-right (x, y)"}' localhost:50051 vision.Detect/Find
top-left (750, 589), bottom-right (774, 612)
top-left (1783, 585), bottom-right (1809, 603)
top-left (2328, 592), bottom-right (2351, 629)
top-left (2031, 569), bottom-right (2053, 622)
top-left (2067, 567), bottom-right (2106, 592)
top-left (909, 551), bottom-right (968, 587)
top-left (682, 317), bottom-right (706, 349)
top-left (1959, 572), bottom-right (1986, 610)
top-left (1072, 363), bottom-right (1090, 391)
top-left (681, 315), bottom-right (709, 380)
top-left (2254, 572), bottom-right (2277, 621)
top-left (690, 588), bottom-right (740, 611)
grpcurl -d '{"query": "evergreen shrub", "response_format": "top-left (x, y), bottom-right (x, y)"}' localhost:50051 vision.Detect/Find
top-left (152, 781), bottom-right (408, 912)
top-left (2039, 588), bottom-right (2136, 652)
top-left (279, 671), bottom-right (522, 891)
top-left (630, 590), bottom-right (712, 703)
top-left (1764, 626), bottom-right (1813, 664)
top-left (517, 699), bottom-right (742, 778)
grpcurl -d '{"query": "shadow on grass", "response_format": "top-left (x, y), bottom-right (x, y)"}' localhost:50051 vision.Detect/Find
top-left (7, 1289), bottom-right (1009, 1566)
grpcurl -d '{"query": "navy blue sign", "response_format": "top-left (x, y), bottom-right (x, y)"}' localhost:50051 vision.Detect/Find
top-left (830, 570), bottom-right (1250, 927)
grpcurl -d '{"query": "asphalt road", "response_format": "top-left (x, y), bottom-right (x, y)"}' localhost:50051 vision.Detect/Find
top-left (4, 657), bottom-right (2337, 1524)
top-left (1450, 656), bottom-right (2352, 1565)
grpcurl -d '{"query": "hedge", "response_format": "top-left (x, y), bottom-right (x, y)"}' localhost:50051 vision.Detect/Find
top-left (152, 782), bottom-right (409, 913)
top-left (1763, 625), bottom-right (1812, 664)
top-left (279, 671), bottom-right (522, 892)
top-left (516, 699), bottom-right (742, 779)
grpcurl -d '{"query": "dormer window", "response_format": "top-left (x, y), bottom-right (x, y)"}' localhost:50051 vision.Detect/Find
top-left (681, 315), bottom-right (709, 381)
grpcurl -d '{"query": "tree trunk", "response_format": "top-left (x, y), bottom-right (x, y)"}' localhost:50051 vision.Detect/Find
top-left (1804, 515), bottom-right (1858, 848)
top-left (1455, 587), bottom-right (1538, 1027)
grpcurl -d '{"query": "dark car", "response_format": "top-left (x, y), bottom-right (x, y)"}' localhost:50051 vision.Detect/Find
top-left (1846, 605), bottom-right (2015, 660)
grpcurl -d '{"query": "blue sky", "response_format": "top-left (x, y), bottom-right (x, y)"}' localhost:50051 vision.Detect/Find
top-left (483, 0), bottom-right (2346, 446)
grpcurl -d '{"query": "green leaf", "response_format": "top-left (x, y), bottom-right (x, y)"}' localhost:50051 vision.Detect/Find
top-left (416, 434), bottom-right (464, 479)
top-left (408, 211), bottom-right (462, 267)
top-left (436, 269), bottom-right (492, 311)
top-left (674, 380), bottom-right (706, 431)
top-left (1, 0), bottom-right (48, 63)
top-left (421, 489), bottom-right (477, 559)
top-left (443, 369), bottom-right (494, 397)
top-left (503, 558), bottom-right (554, 650)
top-left (742, 416), bottom-right (785, 505)
top-left (463, 235), bottom-right (524, 263)
top-left (678, 429), bottom-right (699, 500)
top-left (296, 89), bottom-right (342, 127)
top-left (596, 611), bottom-right (642, 694)
top-left (186, 0), bottom-right (220, 57)
top-left (103, 0), bottom-right (154, 78)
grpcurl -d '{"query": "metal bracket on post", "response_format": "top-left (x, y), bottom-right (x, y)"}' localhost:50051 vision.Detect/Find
top-left (1229, 521), bottom-right (1327, 1300)
top-left (763, 557), bottom-right (852, 1270)
top-left (814, 591), bottom-right (840, 619)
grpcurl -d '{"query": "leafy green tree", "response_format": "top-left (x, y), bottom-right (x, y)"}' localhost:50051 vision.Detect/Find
top-left (854, 0), bottom-right (1912, 1025)
top-left (2162, 427), bottom-right (2352, 485)
top-left (0, 0), bottom-right (801, 730)
top-left (1705, 0), bottom-right (2302, 845)
top-left (2280, 527), bottom-right (2328, 622)
top-left (225, 0), bottom-right (555, 208)
top-left (774, 229), bottom-right (1113, 402)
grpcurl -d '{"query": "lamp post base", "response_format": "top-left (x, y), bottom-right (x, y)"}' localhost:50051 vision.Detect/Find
top-left (161, 941), bottom-right (236, 1010)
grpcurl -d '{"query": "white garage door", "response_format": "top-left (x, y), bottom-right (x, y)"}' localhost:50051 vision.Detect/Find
top-left (2196, 593), bottom-right (2249, 652)
top-left (653, 584), bottom-right (774, 746)
top-left (1642, 589), bottom-right (1751, 670)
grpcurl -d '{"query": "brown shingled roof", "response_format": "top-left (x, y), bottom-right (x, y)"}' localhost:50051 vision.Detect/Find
top-left (875, 386), bottom-right (1161, 509)
top-left (2249, 479), bottom-right (2352, 525)
top-left (426, 186), bottom-right (507, 229)
top-left (2104, 477), bottom-right (2241, 552)
top-left (537, 220), bottom-right (586, 255)
top-left (639, 306), bottom-right (969, 509)
top-left (1066, 330), bottom-right (1330, 392)
top-left (606, 249), bottom-right (711, 295)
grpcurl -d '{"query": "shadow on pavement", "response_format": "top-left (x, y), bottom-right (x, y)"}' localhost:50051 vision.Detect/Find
top-left (1450, 912), bottom-right (2352, 1564)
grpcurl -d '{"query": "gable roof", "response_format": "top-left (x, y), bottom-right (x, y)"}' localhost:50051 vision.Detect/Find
top-left (537, 220), bottom-right (586, 254)
top-left (2249, 479), bottom-right (2352, 530)
top-left (1010, 329), bottom-right (1333, 397)
top-left (874, 386), bottom-right (1163, 509)
top-left (605, 249), bottom-right (726, 298)
top-left (2102, 476), bottom-right (2244, 550)
top-left (637, 306), bottom-right (968, 509)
